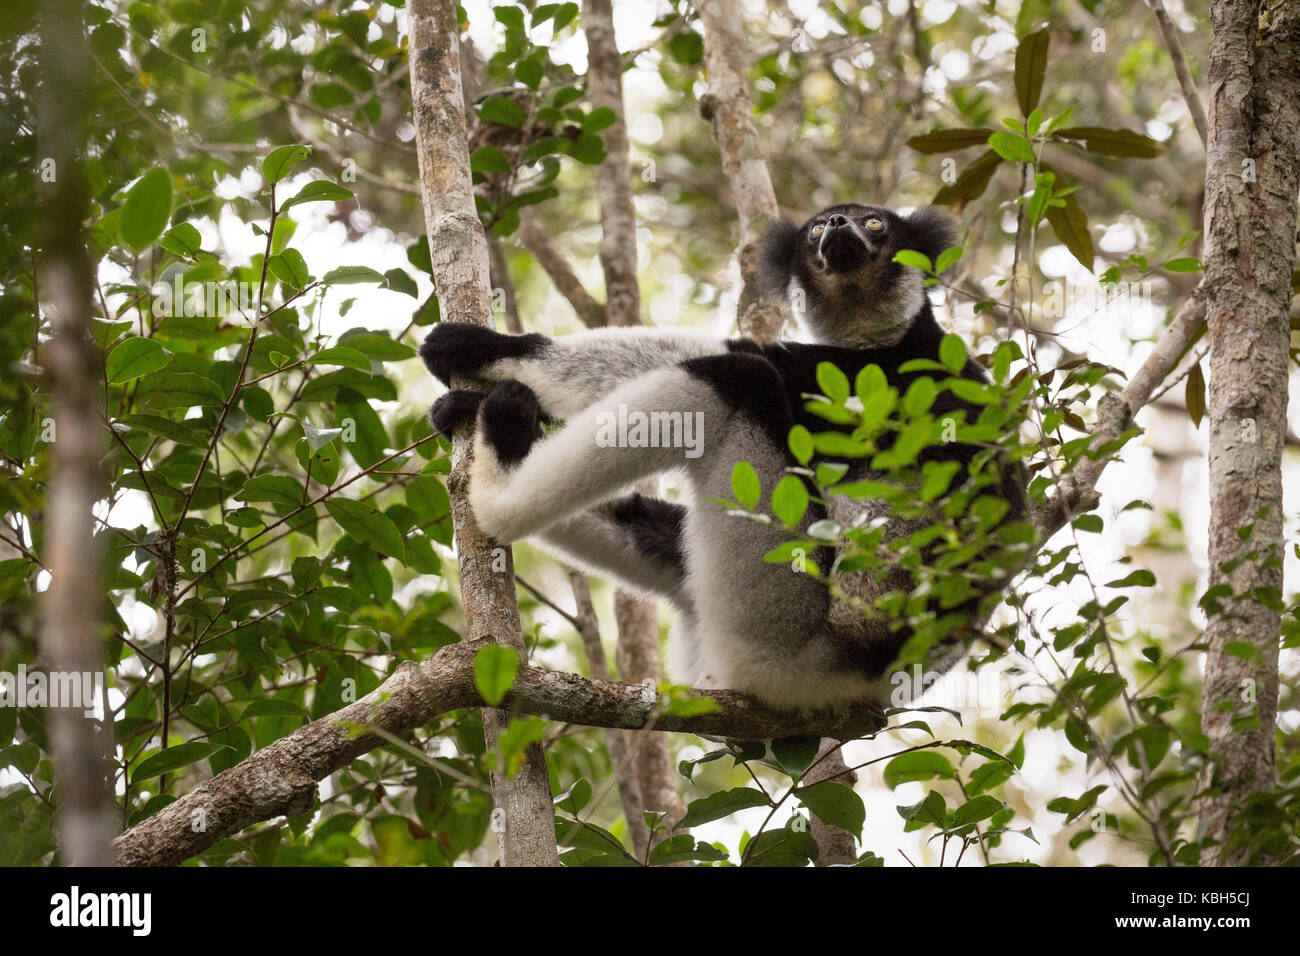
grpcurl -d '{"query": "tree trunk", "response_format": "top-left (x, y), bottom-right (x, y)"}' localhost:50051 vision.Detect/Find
top-left (1197, 0), bottom-right (1299, 866)
top-left (407, 0), bottom-right (558, 867)
top-left (36, 0), bottom-right (116, 867)
top-left (698, 0), bottom-right (788, 342)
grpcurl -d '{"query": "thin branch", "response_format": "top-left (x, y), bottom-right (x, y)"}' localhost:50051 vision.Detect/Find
top-left (516, 209), bottom-right (607, 328)
top-left (1147, 0), bottom-right (1209, 146)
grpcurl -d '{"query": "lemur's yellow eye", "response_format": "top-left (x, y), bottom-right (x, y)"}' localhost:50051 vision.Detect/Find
top-left (810, 223), bottom-right (826, 237)
top-left (864, 217), bottom-right (884, 231)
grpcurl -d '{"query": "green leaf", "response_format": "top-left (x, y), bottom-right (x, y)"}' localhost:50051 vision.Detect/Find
top-left (893, 249), bottom-right (933, 272)
top-left (883, 751), bottom-right (956, 788)
top-left (1044, 189), bottom-right (1094, 271)
top-left (731, 461), bottom-right (760, 510)
top-left (770, 735), bottom-right (822, 776)
top-left (263, 145), bottom-right (311, 184)
top-left (1163, 257), bottom-right (1202, 273)
top-left (337, 331), bottom-right (416, 360)
top-left (668, 30), bottom-right (704, 64)
top-left (988, 131), bottom-right (1036, 164)
top-left (132, 742), bottom-right (226, 782)
top-left (382, 269), bottom-right (419, 298)
top-left (932, 149), bottom-right (1002, 207)
top-left (324, 498), bottom-right (405, 559)
top-left (583, 107), bottom-right (617, 132)
top-left (815, 361), bottom-right (850, 402)
top-left (137, 372), bottom-right (226, 409)
top-left (471, 146), bottom-right (510, 174)
top-left (474, 645), bottom-right (520, 706)
top-left (477, 95), bottom-right (525, 127)
top-left (1185, 362), bottom-right (1206, 427)
top-left (120, 168), bottom-right (173, 251)
top-left (115, 414), bottom-right (208, 447)
top-left (648, 834), bottom-right (728, 865)
top-left (787, 425), bottom-right (814, 465)
top-left (322, 265), bottom-right (385, 285)
top-left (771, 476), bottom-right (809, 528)
top-left (280, 180), bottom-right (355, 211)
top-left (566, 132), bottom-right (606, 165)
top-left (1050, 126), bottom-right (1165, 158)
top-left (406, 476), bottom-right (450, 519)
top-left (267, 249), bottom-right (310, 288)
top-left (236, 474), bottom-right (302, 506)
top-left (934, 246), bottom-right (964, 274)
top-left (939, 333), bottom-right (968, 373)
top-left (106, 337), bottom-right (171, 384)
top-left (678, 787), bottom-right (770, 827)
top-left (1105, 569), bottom-right (1156, 588)
top-left (307, 346), bottom-right (372, 371)
top-left (158, 222), bottom-right (202, 258)
top-left (515, 56), bottom-right (544, 90)
top-left (741, 827), bottom-right (819, 867)
top-left (907, 128), bottom-right (994, 153)
top-left (798, 781), bottom-right (866, 839)
top-left (953, 795), bottom-right (1004, 826)
top-left (1014, 28), bottom-right (1050, 116)
top-left (554, 778), bottom-right (592, 814)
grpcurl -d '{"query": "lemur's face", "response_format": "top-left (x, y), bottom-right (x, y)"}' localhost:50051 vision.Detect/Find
top-left (759, 202), bottom-right (957, 346)
top-left (802, 203), bottom-right (899, 277)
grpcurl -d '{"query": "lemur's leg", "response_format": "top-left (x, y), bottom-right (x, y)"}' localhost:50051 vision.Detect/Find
top-left (534, 495), bottom-right (693, 612)
top-left (419, 322), bottom-right (729, 418)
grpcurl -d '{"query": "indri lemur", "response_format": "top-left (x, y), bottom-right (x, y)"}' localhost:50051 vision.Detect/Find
top-left (420, 203), bottom-right (1024, 708)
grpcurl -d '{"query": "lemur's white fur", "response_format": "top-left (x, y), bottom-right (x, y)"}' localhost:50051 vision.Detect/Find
top-left (479, 327), bottom-right (726, 417)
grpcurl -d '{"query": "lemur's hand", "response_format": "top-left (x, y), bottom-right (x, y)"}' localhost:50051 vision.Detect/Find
top-left (418, 322), bottom-right (549, 387)
top-left (477, 381), bottom-right (545, 466)
top-left (428, 390), bottom-right (483, 439)
top-left (429, 381), bottom-right (547, 459)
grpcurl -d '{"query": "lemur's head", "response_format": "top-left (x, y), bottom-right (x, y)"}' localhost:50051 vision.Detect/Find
top-left (759, 203), bottom-right (957, 347)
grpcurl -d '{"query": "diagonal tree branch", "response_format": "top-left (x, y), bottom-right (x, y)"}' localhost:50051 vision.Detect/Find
top-left (1031, 281), bottom-right (1207, 539)
top-left (111, 639), bottom-right (886, 865)
top-left (516, 209), bottom-right (608, 327)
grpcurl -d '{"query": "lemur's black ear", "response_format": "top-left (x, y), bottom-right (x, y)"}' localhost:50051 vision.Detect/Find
top-left (758, 217), bottom-right (801, 294)
top-left (902, 207), bottom-right (959, 271)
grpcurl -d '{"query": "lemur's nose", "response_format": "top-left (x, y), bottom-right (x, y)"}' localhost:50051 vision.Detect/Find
top-left (826, 214), bottom-right (848, 229)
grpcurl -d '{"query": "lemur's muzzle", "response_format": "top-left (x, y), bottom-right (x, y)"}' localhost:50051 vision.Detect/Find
top-left (818, 215), bottom-right (873, 272)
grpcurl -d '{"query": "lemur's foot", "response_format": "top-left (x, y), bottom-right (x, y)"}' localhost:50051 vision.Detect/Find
top-left (418, 322), bottom-right (548, 387)
top-left (428, 389), bottom-right (483, 439)
top-left (478, 380), bottom-right (545, 466)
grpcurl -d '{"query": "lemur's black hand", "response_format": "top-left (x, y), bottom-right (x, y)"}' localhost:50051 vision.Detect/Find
top-left (428, 382), bottom-right (548, 462)
top-left (428, 390), bottom-right (483, 439)
top-left (418, 322), bottom-right (549, 387)
top-left (478, 381), bottom-right (545, 466)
